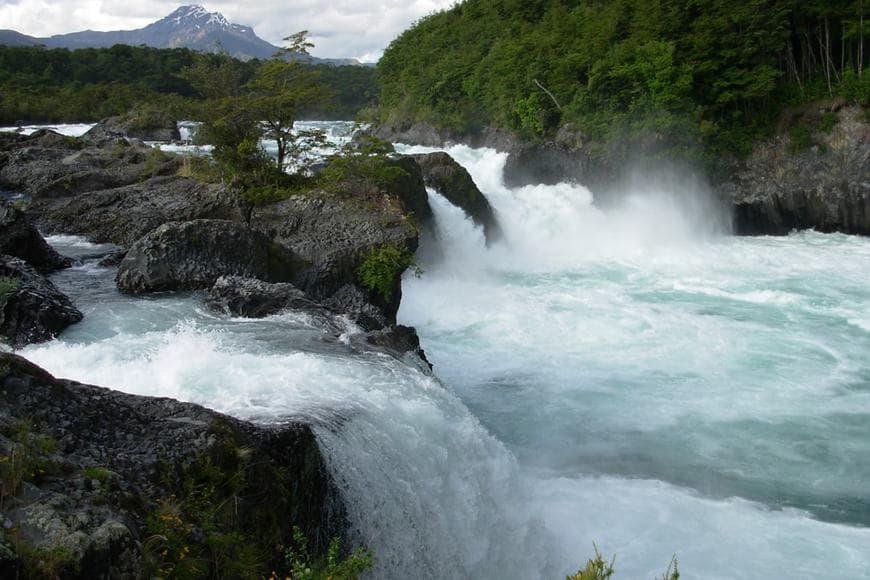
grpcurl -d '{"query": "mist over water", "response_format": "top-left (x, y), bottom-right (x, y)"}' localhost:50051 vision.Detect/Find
top-left (398, 144), bottom-right (870, 578)
top-left (15, 132), bottom-right (870, 578)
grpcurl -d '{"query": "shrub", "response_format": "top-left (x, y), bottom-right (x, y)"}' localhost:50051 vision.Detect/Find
top-left (567, 545), bottom-right (614, 580)
top-left (357, 243), bottom-right (416, 303)
top-left (273, 526), bottom-right (373, 580)
top-left (567, 547), bottom-right (679, 580)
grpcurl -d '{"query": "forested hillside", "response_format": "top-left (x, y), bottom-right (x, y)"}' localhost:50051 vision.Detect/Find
top-left (376, 0), bottom-right (869, 154)
top-left (0, 45), bottom-right (377, 124)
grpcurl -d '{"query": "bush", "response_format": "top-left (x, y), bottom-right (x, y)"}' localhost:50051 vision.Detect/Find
top-left (357, 243), bottom-right (416, 303)
top-left (567, 547), bottom-right (679, 580)
top-left (273, 526), bottom-right (374, 580)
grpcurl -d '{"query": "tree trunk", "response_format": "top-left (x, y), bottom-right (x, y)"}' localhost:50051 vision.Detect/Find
top-left (819, 24), bottom-right (832, 96)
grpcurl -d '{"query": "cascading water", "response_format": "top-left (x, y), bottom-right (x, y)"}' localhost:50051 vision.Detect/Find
top-left (397, 143), bottom-right (870, 578)
top-left (12, 127), bottom-right (870, 579)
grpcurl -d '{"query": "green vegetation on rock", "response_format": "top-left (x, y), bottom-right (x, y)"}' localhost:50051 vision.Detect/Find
top-left (376, 0), bottom-right (870, 156)
top-left (357, 243), bottom-right (417, 303)
top-left (0, 276), bottom-right (20, 302)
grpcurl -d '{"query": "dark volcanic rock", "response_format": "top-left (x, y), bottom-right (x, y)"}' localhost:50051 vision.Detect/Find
top-left (206, 276), bottom-right (324, 318)
top-left (0, 352), bottom-right (345, 578)
top-left (385, 156), bottom-right (433, 226)
top-left (351, 324), bottom-right (432, 370)
top-left (412, 152), bottom-right (502, 243)
top-left (370, 122), bottom-right (452, 148)
top-left (0, 255), bottom-right (82, 348)
top-left (502, 141), bottom-right (601, 188)
top-left (718, 105), bottom-right (870, 236)
top-left (116, 219), bottom-right (305, 294)
top-left (31, 175), bottom-right (248, 247)
top-left (84, 110), bottom-right (180, 143)
top-left (0, 199), bottom-right (71, 272)
top-left (0, 130), bottom-right (179, 199)
top-left (249, 187), bottom-right (420, 327)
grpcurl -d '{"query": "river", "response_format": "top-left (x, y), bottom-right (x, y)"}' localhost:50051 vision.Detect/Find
top-left (15, 127), bottom-right (870, 578)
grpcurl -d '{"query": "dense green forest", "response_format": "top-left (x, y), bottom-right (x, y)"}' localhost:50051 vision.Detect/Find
top-left (0, 45), bottom-right (377, 124)
top-left (376, 0), bottom-right (869, 154)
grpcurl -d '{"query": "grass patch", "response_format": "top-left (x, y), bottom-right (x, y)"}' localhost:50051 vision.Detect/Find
top-left (177, 155), bottom-right (222, 183)
top-left (0, 276), bottom-right (20, 302)
top-left (818, 111), bottom-right (839, 133)
top-left (82, 466), bottom-right (111, 482)
top-left (0, 419), bottom-right (57, 505)
top-left (274, 526), bottom-right (373, 580)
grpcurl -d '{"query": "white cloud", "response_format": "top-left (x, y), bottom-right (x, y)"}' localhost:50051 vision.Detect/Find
top-left (0, 1), bottom-right (456, 61)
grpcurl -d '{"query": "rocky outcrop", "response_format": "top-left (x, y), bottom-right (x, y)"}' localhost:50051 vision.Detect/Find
top-left (0, 199), bottom-right (70, 272)
top-left (0, 256), bottom-right (82, 348)
top-left (370, 122), bottom-right (453, 148)
top-left (0, 352), bottom-right (345, 578)
top-left (116, 219), bottom-right (305, 294)
top-left (31, 176), bottom-right (248, 248)
top-left (249, 188), bottom-right (420, 328)
top-left (205, 276), bottom-right (323, 318)
top-left (350, 325), bottom-right (432, 370)
top-left (502, 141), bottom-right (602, 188)
top-left (412, 152), bottom-right (501, 243)
top-left (84, 110), bottom-right (180, 143)
top-left (0, 129), bottom-right (179, 199)
top-left (369, 122), bottom-right (522, 152)
top-left (719, 104), bottom-right (870, 236)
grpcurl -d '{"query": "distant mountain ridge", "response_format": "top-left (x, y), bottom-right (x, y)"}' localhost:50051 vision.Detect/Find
top-left (0, 5), bottom-right (362, 66)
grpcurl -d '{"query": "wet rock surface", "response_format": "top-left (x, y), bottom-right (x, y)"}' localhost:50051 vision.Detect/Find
top-left (0, 199), bottom-right (71, 272)
top-left (412, 151), bottom-right (502, 243)
top-left (0, 256), bottom-right (82, 348)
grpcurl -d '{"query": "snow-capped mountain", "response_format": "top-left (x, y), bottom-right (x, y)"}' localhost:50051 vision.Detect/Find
top-left (1, 5), bottom-right (360, 65)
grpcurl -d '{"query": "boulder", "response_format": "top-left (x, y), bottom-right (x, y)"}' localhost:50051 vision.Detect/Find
top-left (0, 352), bottom-right (346, 578)
top-left (0, 199), bottom-right (71, 272)
top-left (249, 191), bottom-right (419, 327)
top-left (350, 324), bottom-right (432, 370)
top-left (31, 175), bottom-right (248, 248)
top-left (84, 110), bottom-right (180, 143)
top-left (0, 255), bottom-right (82, 348)
top-left (412, 152), bottom-right (502, 243)
top-left (206, 275), bottom-right (323, 318)
top-left (116, 220), bottom-right (305, 294)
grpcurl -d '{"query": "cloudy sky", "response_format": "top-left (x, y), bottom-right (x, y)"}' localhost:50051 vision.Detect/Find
top-left (0, 1), bottom-right (456, 61)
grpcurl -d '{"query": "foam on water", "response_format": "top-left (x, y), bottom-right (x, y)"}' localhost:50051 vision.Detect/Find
top-left (21, 251), bottom-right (553, 579)
top-left (398, 144), bottom-right (870, 577)
top-left (15, 130), bottom-right (870, 578)
top-left (0, 123), bottom-right (94, 137)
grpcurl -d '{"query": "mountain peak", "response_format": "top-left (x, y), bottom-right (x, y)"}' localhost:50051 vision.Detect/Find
top-left (164, 5), bottom-right (231, 29)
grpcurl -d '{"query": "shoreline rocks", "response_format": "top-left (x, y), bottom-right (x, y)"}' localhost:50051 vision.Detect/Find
top-left (717, 104), bottom-right (870, 236)
top-left (0, 199), bottom-right (71, 272)
top-left (0, 352), bottom-right (345, 578)
top-left (116, 219), bottom-right (306, 294)
top-left (412, 152), bottom-right (502, 243)
top-left (374, 103), bottom-right (870, 238)
top-left (0, 255), bottom-right (82, 348)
